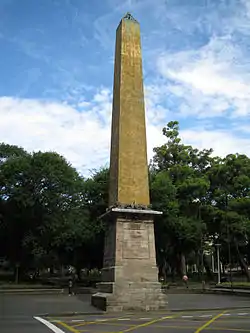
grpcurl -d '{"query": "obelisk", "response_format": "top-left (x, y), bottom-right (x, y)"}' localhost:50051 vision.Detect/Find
top-left (91, 13), bottom-right (167, 312)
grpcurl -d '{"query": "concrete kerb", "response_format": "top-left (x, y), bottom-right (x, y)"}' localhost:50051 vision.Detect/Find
top-left (41, 311), bottom-right (104, 318)
top-left (202, 288), bottom-right (250, 297)
top-left (170, 305), bottom-right (250, 312)
top-left (40, 305), bottom-right (250, 318)
top-left (165, 287), bottom-right (250, 297)
top-left (0, 288), bottom-right (64, 294)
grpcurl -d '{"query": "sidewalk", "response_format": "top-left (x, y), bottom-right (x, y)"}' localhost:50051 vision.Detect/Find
top-left (210, 287), bottom-right (250, 296)
top-left (0, 284), bottom-right (64, 294)
top-left (0, 285), bottom-right (97, 295)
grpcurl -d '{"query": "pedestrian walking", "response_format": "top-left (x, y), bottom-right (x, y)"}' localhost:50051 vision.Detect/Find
top-left (68, 278), bottom-right (73, 296)
top-left (183, 274), bottom-right (189, 288)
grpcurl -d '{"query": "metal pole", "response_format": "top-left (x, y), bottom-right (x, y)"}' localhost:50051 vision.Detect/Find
top-left (216, 245), bottom-right (221, 284)
top-left (200, 204), bottom-right (204, 281)
top-left (226, 194), bottom-right (233, 289)
top-left (211, 254), bottom-right (215, 273)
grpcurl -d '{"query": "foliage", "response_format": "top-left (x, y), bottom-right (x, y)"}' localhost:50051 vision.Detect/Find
top-left (1, 119), bottom-right (250, 283)
top-left (0, 144), bottom-right (93, 275)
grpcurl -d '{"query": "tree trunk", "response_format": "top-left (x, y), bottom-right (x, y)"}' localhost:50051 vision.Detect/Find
top-left (180, 253), bottom-right (187, 275)
top-left (76, 266), bottom-right (82, 281)
top-left (235, 242), bottom-right (250, 282)
top-left (170, 265), bottom-right (176, 282)
top-left (49, 266), bottom-right (54, 276)
top-left (203, 254), bottom-right (213, 280)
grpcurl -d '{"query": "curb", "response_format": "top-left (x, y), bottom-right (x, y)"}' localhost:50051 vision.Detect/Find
top-left (41, 311), bottom-right (104, 317)
top-left (0, 288), bottom-right (64, 294)
top-left (204, 289), bottom-right (250, 297)
top-left (165, 288), bottom-right (250, 297)
top-left (171, 305), bottom-right (250, 312)
top-left (40, 305), bottom-right (250, 318)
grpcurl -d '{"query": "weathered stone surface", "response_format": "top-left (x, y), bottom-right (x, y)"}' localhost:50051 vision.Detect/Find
top-left (109, 15), bottom-right (150, 207)
top-left (91, 14), bottom-right (168, 312)
top-left (92, 282), bottom-right (167, 312)
top-left (91, 211), bottom-right (168, 311)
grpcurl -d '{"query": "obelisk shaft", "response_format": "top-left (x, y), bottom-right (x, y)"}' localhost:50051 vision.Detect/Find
top-left (91, 14), bottom-right (167, 312)
top-left (109, 16), bottom-right (150, 207)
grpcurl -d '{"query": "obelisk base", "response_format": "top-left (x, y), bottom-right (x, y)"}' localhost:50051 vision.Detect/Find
top-left (91, 282), bottom-right (167, 312)
top-left (91, 208), bottom-right (168, 312)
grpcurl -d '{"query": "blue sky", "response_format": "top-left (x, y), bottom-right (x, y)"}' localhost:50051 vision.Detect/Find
top-left (0, 0), bottom-right (250, 175)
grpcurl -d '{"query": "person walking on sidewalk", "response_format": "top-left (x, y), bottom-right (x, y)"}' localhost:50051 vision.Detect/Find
top-left (183, 274), bottom-right (189, 288)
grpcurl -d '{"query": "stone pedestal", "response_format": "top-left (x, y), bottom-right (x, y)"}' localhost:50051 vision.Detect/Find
top-left (91, 208), bottom-right (168, 312)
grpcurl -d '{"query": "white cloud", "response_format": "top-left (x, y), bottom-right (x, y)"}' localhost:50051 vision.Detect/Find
top-left (0, 96), bottom-right (110, 175)
top-left (1, 92), bottom-right (250, 177)
top-left (180, 127), bottom-right (250, 157)
top-left (157, 35), bottom-right (250, 117)
top-left (0, 91), bottom-right (168, 176)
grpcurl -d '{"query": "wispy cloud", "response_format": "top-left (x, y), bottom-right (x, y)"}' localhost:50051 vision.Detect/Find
top-left (157, 35), bottom-right (250, 117)
top-left (0, 89), bottom-right (169, 175)
top-left (1, 0), bottom-right (250, 175)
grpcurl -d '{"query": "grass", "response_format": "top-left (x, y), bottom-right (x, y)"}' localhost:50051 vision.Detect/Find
top-left (217, 282), bottom-right (250, 289)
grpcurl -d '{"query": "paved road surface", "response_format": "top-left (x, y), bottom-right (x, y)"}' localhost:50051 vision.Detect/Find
top-left (1, 293), bottom-right (250, 332)
top-left (46, 309), bottom-right (250, 332)
top-left (0, 293), bottom-right (98, 333)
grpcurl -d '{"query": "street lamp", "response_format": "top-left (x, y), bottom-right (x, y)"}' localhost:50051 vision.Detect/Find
top-left (225, 193), bottom-right (233, 289)
top-left (192, 198), bottom-right (204, 283)
top-left (214, 243), bottom-right (221, 284)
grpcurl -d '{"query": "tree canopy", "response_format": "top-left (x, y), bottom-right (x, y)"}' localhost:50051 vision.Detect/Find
top-left (1, 120), bottom-right (250, 282)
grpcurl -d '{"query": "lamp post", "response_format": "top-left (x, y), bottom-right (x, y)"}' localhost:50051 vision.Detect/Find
top-left (215, 243), bottom-right (221, 284)
top-left (225, 193), bottom-right (233, 289)
top-left (192, 198), bottom-right (204, 284)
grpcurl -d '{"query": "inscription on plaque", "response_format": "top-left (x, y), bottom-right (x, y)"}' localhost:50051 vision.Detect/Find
top-left (122, 222), bottom-right (150, 259)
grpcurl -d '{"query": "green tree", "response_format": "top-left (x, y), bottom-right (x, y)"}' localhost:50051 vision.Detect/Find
top-left (207, 154), bottom-right (250, 280)
top-left (151, 121), bottom-right (211, 278)
top-left (0, 144), bottom-right (92, 277)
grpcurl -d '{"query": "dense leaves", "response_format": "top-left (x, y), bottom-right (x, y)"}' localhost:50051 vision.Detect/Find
top-left (151, 122), bottom-right (250, 281)
top-left (0, 144), bottom-right (98, 275)
top-left (1, 120), bottom-right (250, 282)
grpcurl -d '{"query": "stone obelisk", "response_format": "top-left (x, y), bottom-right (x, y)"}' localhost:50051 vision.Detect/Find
top-left (91, 13), bottom-right (167, 312)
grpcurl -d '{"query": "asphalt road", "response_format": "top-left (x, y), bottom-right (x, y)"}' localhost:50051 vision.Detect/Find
top-left (1, 293), bottom-right (250, 333)
top-left (0, 293), bottom-right (98, 333)
top-left (47, 309), bottom-right (250, 333)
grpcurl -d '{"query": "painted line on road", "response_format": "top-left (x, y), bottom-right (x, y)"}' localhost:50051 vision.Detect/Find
top-left (194, 310), bottom-right (226, 333)
top-left (115, 314), bottom-right (176, 333)
top-left (72, 315), bottom-right (131, 328)
top-left (59, 321), bottom-right (80, 333)
top-left (117, 318), bottom-right (132, 321)
top-left (139, 317), bottom-right (152, 320)
top-left (64, 311), bottom-right (250, 324)
top-left (34, 316), bottom-right (66, 333)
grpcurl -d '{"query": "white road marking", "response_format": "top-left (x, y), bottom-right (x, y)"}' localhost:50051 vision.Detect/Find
top-left (45, 311), bottom-right (250, 327)
top-left (139, 318), bottom-right (152, 320)
top-left (34, 316), bottom-right (66, 333)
